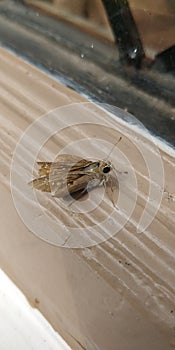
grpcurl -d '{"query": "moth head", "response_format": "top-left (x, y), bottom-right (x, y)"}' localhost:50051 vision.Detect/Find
top-left (99, 161), bottom-right (112, 175)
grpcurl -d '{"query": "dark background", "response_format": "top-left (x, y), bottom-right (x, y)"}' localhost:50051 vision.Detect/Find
top-left (0, 0), bottom-right (174, 146)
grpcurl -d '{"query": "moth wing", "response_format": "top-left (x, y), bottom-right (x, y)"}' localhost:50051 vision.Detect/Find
top-left (36, 155), bottom-right (85, 174)
top-left (32, 155), bottom-right (84, 189)
top-left (50, 155), bottom-right (96, 197)
top-left (29, 175), bottom-right (51, 192)
top-left (53, 172), bottom-right (94, 197)
top-left (54, 154), bottom-right (94, 170)
top-left (37, 154), bottom-right (94, 173)
top-left (30, 154), bottom-right (95, 196)
top-left (36, 162), bottom-right (52, 176)
top-left (29, 170), bottom-right (68, 194)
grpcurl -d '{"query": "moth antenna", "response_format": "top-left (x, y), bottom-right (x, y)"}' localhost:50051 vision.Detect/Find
top-left (104, 136), bottom-right (122, 161)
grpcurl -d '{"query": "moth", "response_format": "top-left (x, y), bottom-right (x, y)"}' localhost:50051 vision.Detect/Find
top-left (30, 138), bottom-right (123, 200)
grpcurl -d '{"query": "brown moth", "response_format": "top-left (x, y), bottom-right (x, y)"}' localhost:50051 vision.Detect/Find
top-left (30, 138), bottom-right (123, 199)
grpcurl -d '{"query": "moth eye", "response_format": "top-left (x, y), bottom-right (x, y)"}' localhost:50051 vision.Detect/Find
top-left (103, 166), bottom-right (111, 174)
